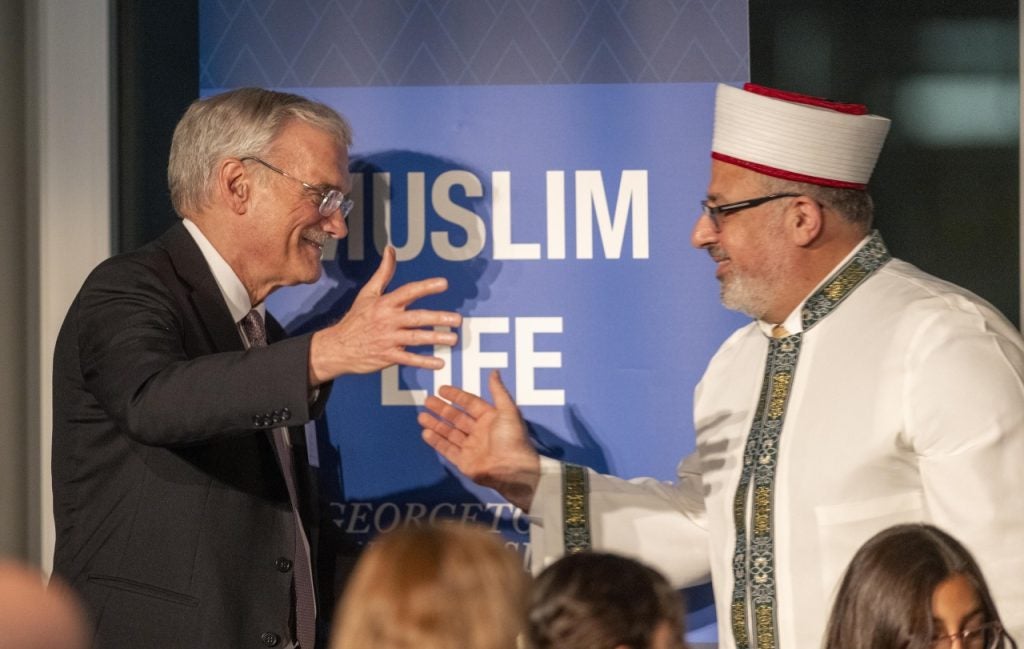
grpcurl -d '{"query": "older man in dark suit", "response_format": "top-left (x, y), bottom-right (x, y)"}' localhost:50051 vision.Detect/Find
top-left (51, 88), bottom-right (460, 649)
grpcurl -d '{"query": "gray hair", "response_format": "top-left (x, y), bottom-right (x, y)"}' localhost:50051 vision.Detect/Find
top-left (759, 175), bottom-right (875, 232)
top-left (167, 87), bottom-right (353, 217)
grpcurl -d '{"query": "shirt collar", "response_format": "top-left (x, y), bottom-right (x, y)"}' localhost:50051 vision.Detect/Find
top-left (182, 219), bottom-right (265, 323)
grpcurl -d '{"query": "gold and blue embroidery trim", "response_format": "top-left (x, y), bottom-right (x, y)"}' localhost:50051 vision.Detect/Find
top-left (729, 231), bottom-right (891, 648)
top-left (562, 463), bottom-right (592, 553)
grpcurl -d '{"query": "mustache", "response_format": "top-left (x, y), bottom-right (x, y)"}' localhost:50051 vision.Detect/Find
top-left (301, 228), bottom-right (329, 246)
top-left (707, 245), bottom-right (728, 262)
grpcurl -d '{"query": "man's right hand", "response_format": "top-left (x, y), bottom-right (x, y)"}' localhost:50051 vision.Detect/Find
top-left (308, 246), bottom-right (461, 384)
top-left (419, 370), bottom-right (541, 512)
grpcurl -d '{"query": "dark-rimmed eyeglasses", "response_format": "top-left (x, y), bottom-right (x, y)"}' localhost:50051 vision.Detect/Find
top-left (931, 621), bottom-right (1015, 649)
top-left (241, 156), bottom-right (354, 219)
top-left (700, 193), bottom-right (800, 231)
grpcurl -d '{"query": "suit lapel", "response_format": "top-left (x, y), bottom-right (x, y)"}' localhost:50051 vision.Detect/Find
top-left (158, 224), bottom-right (315, 496)
top-left (159, 227), bottom-right (324, 600)
top-left (158, 221), bottom-right (245, 353)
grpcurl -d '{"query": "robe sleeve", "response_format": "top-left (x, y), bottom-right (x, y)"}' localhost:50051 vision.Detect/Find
top-left (906, 301), bottom-right (1024, 639)
top-left (528, 453), bottom-right (712, 588)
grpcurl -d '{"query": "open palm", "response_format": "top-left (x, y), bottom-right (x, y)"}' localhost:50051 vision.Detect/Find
top-left (419, 370), bottom-right (540, 511)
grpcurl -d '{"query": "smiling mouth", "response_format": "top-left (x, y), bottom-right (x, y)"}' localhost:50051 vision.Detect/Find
top-left (300, 229), bottom-right (327, 252)
top-left (714, 260), bottom-right (731, 280)
top-left (707, 248), bottom-right (730, 278)
top-left (708, 247), bottom-right (728, 262)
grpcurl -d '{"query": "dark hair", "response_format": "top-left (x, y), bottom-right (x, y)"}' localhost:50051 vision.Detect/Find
top-left (823, 524), bottom-right (1016, 649)
top-left (760, 175), bottom-right (875, 232)
top-left (525, 552), bottom-right (686, 649)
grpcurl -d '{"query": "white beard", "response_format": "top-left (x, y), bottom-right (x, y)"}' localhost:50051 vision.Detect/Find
top-left (717, 238), bottom-right (789, 320)
top-left (721, 272), bottom-right (777, 319)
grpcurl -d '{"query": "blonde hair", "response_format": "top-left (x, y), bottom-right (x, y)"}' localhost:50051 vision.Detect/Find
top-left (167, 87), bottom-right (352, 218)
top-left (331, 522), bottom-right (529, 649)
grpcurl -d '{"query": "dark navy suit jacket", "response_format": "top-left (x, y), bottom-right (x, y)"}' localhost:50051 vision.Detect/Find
top-left (52, 221), bottom-right (332, 649)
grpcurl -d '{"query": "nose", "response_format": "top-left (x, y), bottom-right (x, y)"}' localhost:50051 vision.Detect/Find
top-left (321, 207), bottom-right (349, 240)
top-left (691, 212), bottom-right (718, 249)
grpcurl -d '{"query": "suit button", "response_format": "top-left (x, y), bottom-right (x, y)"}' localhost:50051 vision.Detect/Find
top-left (260, 631), bottom-right (280, 647)
top-left (275, 557), bottom-right (292, 572)
top-left (281, 407), bottom-right (291, 420)
top-left (252, 415), bottom-right (262, 426)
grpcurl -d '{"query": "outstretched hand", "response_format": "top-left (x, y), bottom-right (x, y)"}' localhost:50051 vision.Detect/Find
top-left (308, 246), bottom-right (461, 384)
top-left (419, 370), bottom-right (540, 512)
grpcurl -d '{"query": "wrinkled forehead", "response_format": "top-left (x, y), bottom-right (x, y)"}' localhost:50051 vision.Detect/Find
top-left (268, 120), bottom-right (350, 184)
top-left (269, 118), bottom-right (345, 154)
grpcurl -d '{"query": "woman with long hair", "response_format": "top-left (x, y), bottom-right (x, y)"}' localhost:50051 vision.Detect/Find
top-left (824, 523), bottom-right (1017, 649)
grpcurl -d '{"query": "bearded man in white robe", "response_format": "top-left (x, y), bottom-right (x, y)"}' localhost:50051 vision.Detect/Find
top-left (418, 83), bottom-right (1024, 649)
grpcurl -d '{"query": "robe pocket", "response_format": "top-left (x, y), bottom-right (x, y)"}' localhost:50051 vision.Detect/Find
top-left (814, 490), bottom-right (925, 597)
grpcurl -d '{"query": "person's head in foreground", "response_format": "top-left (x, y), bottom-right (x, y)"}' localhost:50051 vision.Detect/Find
top-left (525, 551), bottom-right (687, 649)
top-left (0, 560), bottom-right (89, 649)
top-left (824, 523), bottom-right (1017, 649)
top-left (330, 521), bottom-right (529, 649)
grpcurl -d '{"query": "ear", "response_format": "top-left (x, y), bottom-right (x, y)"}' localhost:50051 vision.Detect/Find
top-left (215, 158), bottom-right (250, 215)
top-left (787, 195), bottom-right (824, 247)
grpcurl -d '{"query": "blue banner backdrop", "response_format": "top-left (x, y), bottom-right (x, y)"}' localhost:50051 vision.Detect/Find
top-left (200, 0), bottom-right (749, 641)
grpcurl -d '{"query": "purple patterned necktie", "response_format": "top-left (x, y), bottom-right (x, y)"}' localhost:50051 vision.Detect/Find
top-left (240, 309), bottom-right (317, 649)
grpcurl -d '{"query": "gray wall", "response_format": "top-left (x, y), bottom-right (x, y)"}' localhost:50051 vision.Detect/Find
top-left (0, 0), bottom-right (111, 568)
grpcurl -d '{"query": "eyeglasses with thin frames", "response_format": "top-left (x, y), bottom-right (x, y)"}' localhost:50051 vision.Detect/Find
top-left (700, 193), bottom-right (800, 231)
top-left (931, 621), bottom-right (1016, 649)
top-left (241, 156), bottom-right (354, 219)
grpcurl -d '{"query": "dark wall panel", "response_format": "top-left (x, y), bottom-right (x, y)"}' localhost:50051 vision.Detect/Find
top-left (115, 0), bottom-right (199, 253)
top-left (750, 0), bottom-right (1020, 325)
